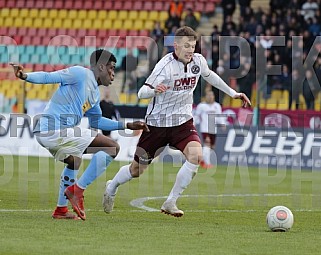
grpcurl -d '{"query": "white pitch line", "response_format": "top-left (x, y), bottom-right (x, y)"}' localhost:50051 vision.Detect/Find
top-left (129, 193), bottom-right (321, 212)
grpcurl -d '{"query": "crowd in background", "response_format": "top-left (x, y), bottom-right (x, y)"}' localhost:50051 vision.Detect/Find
top-left (120, 0), bottom-right (321, 110)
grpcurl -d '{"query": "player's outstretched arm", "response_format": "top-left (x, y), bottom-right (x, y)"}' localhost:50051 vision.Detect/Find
top-left (126, 121), bottom-right (150, 132)
top-left (10, 63), bottom-right (27, 80)
top-left (233, 93), bottom-right (251, 108)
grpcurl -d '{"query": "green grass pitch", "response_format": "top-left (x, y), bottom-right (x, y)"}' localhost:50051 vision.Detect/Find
top-left (1, 155), bottom-right (321, 254)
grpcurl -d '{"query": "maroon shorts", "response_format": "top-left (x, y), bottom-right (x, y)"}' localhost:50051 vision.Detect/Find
top-left (201, 133), bottom-right (216, 147)
top-left (134, 119), bottom-right (201, 165)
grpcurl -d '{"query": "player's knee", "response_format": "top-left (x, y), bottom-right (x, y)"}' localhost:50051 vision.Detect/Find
top-left (129, 163), bottom-right (146, 178)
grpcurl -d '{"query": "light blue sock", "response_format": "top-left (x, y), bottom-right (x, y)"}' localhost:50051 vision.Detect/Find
top-left (77, 151), bottom-right (113, 189)
top-left (57, 167), bottom-right (79, 207)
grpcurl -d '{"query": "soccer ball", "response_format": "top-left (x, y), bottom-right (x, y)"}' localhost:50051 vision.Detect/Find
top-left (266, 206), bottom-right (294, 232)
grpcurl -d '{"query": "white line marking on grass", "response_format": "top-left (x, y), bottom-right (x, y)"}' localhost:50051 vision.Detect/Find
top-left (129, 194), bottom-right (321, 212)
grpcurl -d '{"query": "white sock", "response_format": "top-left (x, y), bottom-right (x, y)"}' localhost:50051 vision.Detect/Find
top-left (107, 164), bottom-right (133, 196)
top-left (167, 161), bottom-right (198, 202)
top-left (203, 146), bottom-right (211, 165)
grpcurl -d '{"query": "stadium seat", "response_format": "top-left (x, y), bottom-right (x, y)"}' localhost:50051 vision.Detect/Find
top-left (87, 10), bottom-right (97, 20)
top-left (19, 9), bottom-right (29, 18)
top-left (102, 19), bottom-right (113, 30)
top-left (113, 20), bottom-right (123, 30)
top-left (78, 10), bottom-right (87, 20)
top-left (144, 2), bottom-right (154, 11)
top-left (133, 20), bottom-right (144, 30)
top-left (10, 8), bottom-right (19, 18)
top-left (139, 11), bottom-right (149, 21)
top-left (92, 20), bottom-right (103, 29)
top-left (97, 10), bottom-right (107, 20)
top-left (108, 10), bottom-right (118, 20)
top-left (114, 1), bottom-right (124, 10)
top-left (144, 20), bottom-right (155, 30)
top-left (128, 11), bottom-right (138, 20)
top-left (148, 11), bottom-right (159, 21)
top-left (0, 8), bottom-right (10, 18)
top-left (38, 9), bottom-right (48, 19)
top-left (133, 1), bottom-right (143, 10)
top-left (69, 10), bottom-right (78, 19)
top-left (59, 9), bottom-right (68, 19)
top-left (123, 20), bottom-right (134, 30)
top-left (33, 18), bottom-right (43, 29)
top-left (123, 1), bottom-right (133, 10)
top-left (118, 10), bottom-right (128, 21)
top-left (49, 9), bottom-right (58, 19)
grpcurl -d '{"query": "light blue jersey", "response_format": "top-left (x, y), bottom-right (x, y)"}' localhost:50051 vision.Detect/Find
top-left (27, 66), bottom-right (124, 132)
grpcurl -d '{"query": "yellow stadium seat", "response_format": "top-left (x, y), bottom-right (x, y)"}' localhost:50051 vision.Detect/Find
top-left (69, 10), bottom-right (78, 19)
top-left (88, 10), bottom-right (97, 20)
top-left (82, 20), bottom-right (92, 29)
top-left (26, 89), bottom-right (37, 100)
top-left (159, 11), bottom-right (168, 21)
top-left (58, 9), bottom-right (68, 19)
top-left (271, 89), bottom-right (283, 100)
top-left (123, 20), bottom-right (133, 30)
top-left (33, 18), bottom-right (43, 28)
top-left (63, 19), bottom-right (73, 29)
top-left (97, 10), bottom-right (107, 20)
top-left (43, 18), bottom-right (53, 28)
top-left (265, 98), bottom-right (278, 110)
top-left (19, 9), bottom-right (29, 18)
top-left (73, 19), bottom-right (83, 29)
top-left (14, 17), bottom-right (24, 27)
top-left (102, 19), bottom-right (113, 29)
top-left (49, 9), bottom-right (58, 19)
top-left (4, 17), bottom-right (14, 27)
top-left (10, 8), bottom-right (19, 18)
top-left (38, 9), bottom-right (48, 18)
top-left (140, 11), bottom-right (148, 20)
top-left (144, 20), bottom-right (154, 30)
top-left (133, 20), bottom-right (144, 30)
top-left (148, 11), bottom-right (159, 21)
top-left (299, 94), bottom-right (306, 110)
top-left (0, 17), bottom-right (3, 27)
top-left (29, 8), bottom-right (38, 18)
top-left (314, 92), bottom-right (321, 111)
top-left (1, 8), bottom-right (10, 17)
top-left (52, 18), bottom-right (62, 29)
top-left (113, 20), bottom-right (123, 30)
top-left (5, 89), bottom-right (16, 99)
top-left (277, 90), bottom-right (289, 110)
top-left (23, 17), bottom-right (33, 27)
top-left (128, 11), bottom-right (138, 20)
top-left (108, 10), bottom-right (117, 20)
top-left (78, 10), bottom-right (87, 20)
top-left (92, 19), bottom-right (103, 29)
top-left (118, 10), bottom-right (128, 20)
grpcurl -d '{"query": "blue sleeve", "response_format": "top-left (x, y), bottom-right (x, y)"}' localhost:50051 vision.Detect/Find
top-left (86, 104), bottom-right (125, 131)
top-left (26, 71), bottom-right (64, 84)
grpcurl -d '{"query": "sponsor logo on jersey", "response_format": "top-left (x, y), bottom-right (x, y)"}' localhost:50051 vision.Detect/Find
top-left (173, 77), bottom-right (197, 91)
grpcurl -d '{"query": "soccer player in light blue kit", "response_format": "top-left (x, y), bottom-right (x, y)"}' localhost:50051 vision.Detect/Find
top-left (11, 49), bottom-right (149, 220)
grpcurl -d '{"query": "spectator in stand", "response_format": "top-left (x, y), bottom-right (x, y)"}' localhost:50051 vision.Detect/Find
top-left (184, 8), bottom-right (199, 31)
top-left (165, 13), bottom-right (181, 34)
top-left (303, 69), bottom-right (319, 109)
top-left (289, 69), bottom-right (302, 110)
top-left (169, 0), bottom-right (184, 19)
top-left (301, 0), bottom-right (319, 21)
top-left (238, 0), bottom-right (252, 18)
top-left (221, 0), bottom-right (236, 21)
top-left (120, 49), bottom-right (138, 93)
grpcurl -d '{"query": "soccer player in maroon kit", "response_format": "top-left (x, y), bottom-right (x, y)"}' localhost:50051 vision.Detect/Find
top-left (103, 26), bottom-right (251, 217)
